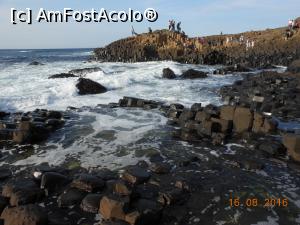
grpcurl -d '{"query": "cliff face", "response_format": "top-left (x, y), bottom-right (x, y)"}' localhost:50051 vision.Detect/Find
top-left (94, 27), bottom-right (300, 68)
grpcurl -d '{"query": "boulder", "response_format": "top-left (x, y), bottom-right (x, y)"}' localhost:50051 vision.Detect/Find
top-left (69, 67), bottom-right (102, 76)
top-left (287, 60), bottom-right (300, 74)
top-left (0, 197), bottom-right (8, 215)
top-left (0, 168), bottom-right (12, 180)
top-left (191, 103), bottom-right (202, 112)
top-left (121, 166), bottom-right (150, 185)
top-left (125, 211), bottom-right (140, 225)
top-left (71, 174), bottom-right (105, 192)
top-left (180, 69), bottom-right (208, 79)
top-left (262, 118), bottom-right (278, 133)
top-left (283, 134), bottom-right (300, 161)
top-left (197, 120), bottom-right (219, 137)
top-left (40, 172), bottom-right (70, 192)
top-left (48, 73), bottom-right (78, 79)
top-left (2, 179), bottom-right (43, 206)
top-left (1, 204), bottom-right (48, 225)
top-left (57, 188), bottom-right (87, 208)
top-left (149, 162), bottom-right (172, 174)
top-left (113, 181), bottom-right (132, 196)
top-left (259, 141), bottom-right (286, 157)
top-left (220, 106), bottom-right (236, 121)
top-left (211, 118), bottom-right (233, 133)
top-left (195, 111), bottom-right (211, 122)
top-left (233, 107), bottom-right (253, 133)
top-left (76, 78), bottom-right (107, 95)
top-left (9, 188), bottom-right (44, 207)
top-left (81, 194), bottom-right (103, 213)
top-left (162, 68), bottom-right (176, 79)
top-left (99, 195), bottom-right (130, 220)
top-left (132, 199), bottom-right (162, 225)
top-left (29, 61), bottom-right (44, 66)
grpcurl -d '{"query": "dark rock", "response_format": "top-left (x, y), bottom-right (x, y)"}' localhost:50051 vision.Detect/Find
top-left (45, 119), bottom-right (64, 130)
top-left (57, 188), bottom-right (87, 208)
top-left (99, 195), bottom-right (130, 220)
top-left (149, 162), bottom-right (172, 174)
top-left (259, 141), bottom-right (286, 157)
top-left (76, 78), bottom-right (107, 95)
top-left (48, 210), bottom-right (71, 225)
top-left (9, 188), bottom-right (44, 207)
top-left (169, 104), bottom-right (184, 111)
top-left (162, 68), bottom-right (176, 79)
top-left (95, 168), bottom-right (118, 181)
top-left (132, 199), bottom-right (162, 224)
top-left (113, 181), bottom-right (132, 196)
top-left (40, 172), bottom-right (70, 192)
top-left (2, 180), bottom-right (36, 198)
top-left (157, 188), bottom-right (184, 206)
top-left (133, 183), bottom-right (159, 200)
top-left (81, 194), bottom-right (102, 213)
top-left (287, 59), bottom-right (300, 73)
top-left (121, 166), bottom-right (150, 185)
top-left (69, 67), bottom-right (102, 76)
top-left (181, 69), bottom-right (208, 79)
top-left (71, 174), bottom-right (105, 192)
top-left (29, 61), bottom-right (44, 66)
top-left (0, 197), bottom-right (8, 215)
top-left (0, 168), bottom-right (11, 180)
top-left (1, 204), bottom-right (48, 225)
top-left (191, 103), bottom-right (202, 112)
top-left (48, 73), bottom-right (78, 79)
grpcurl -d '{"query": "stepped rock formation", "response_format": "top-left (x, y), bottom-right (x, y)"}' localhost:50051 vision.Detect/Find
top-left (94, 27), bottom-right (300, 67)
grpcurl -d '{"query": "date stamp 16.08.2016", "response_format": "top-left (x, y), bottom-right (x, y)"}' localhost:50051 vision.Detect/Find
top-left (229, 193), bottom-right (288, 208)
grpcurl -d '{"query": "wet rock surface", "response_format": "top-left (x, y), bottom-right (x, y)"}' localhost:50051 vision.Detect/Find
top-left (76, 78), bottom-right (108, 95)
top-left (69, 67), bottom-right (102, 76)
top-left (220, 71), bottom-right (300, 120)
top-left (48, 73), bottom-right (78, 79)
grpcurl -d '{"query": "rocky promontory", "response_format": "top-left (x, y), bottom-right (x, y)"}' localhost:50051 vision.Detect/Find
top-left (94, 27), bottom-right (300, 68)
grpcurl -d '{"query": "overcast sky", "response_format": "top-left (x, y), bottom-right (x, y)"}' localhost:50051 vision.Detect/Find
top-left (0, 0), bottom-right (299, 49)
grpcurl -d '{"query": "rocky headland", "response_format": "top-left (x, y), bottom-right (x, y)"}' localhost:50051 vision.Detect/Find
top-left (94, 27), bottom-right (300, 68)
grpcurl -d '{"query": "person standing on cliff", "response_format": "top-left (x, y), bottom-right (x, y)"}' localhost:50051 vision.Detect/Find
top-left (168, 20), bottom-right (172, 30)
top-left (177, 22), bottom-right (182, 33)
top-left (131, 26), bottom-right (138, 36)
top-left (288, 19), bottom-right (293, 30)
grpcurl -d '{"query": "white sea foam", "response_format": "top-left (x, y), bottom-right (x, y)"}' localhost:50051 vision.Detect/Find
top-left (0, 60), bottom-right (240, 112)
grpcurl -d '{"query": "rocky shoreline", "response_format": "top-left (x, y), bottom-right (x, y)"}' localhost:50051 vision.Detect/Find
top-left (0, 59), bottom-right (300, 224)
top-left (0, 62), bottom-right (300, 225)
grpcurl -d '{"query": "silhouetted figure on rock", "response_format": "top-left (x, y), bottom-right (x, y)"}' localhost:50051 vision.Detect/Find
top-left (131, 26), bottom-right (138, 36)
top-left (177, 22), bottom-right (181, 33)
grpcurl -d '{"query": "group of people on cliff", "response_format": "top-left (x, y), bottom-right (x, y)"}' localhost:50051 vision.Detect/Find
top-left (285, 18), bottom-right (299, 40)
top-left (168, 20), bottom-right (182, 33)
top-left (225, 35), bottom-right (255, 50)
top-left (288, 19), bottom-right (299, 30)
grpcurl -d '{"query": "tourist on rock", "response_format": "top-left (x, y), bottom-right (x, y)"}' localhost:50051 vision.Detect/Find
top-left (168, 20), bottom-right (172, 30)
top-left (131, 26), bottom-right (138, 36)
top-left (171, 20), bottom-right (176, 32)
top-left (177, 22), bottom-right (182, 33)
top-left (239, 35), bottom-right (244, 42)
top-left (148, 27), bottom-right (152, 33)
top-left (288, 19), bottom-right (293, 30)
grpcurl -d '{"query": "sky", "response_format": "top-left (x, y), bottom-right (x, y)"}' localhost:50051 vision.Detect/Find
top-left (0, 0), bottom-right (299, 49)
